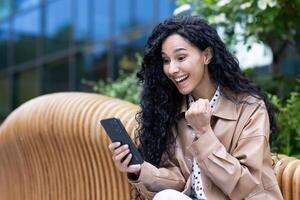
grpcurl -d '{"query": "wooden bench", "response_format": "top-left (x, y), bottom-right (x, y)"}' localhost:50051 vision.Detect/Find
top-left (0, 92), bottom-right (299, 199)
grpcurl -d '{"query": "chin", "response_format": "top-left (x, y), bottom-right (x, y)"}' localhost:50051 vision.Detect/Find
top-left (175, 82), bottom-right (193, 96)
top-left (178, 88), bottom-right (191, 95)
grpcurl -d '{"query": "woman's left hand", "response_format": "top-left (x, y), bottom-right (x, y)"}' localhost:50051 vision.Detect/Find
top-left (185, 98), bottom-right (212, 134)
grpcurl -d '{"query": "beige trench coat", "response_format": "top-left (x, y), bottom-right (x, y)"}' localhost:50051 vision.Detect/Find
top-left (129, 90), bottom-right (283, 200)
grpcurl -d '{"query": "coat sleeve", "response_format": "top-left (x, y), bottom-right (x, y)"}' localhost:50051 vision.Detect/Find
top-left (127, 159), bottom-right (186, 199)
top-left (187, 102), bottom-right (270, 199)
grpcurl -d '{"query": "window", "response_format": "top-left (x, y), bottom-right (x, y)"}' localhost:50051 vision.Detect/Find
top-left (13, 9), bottom-right (40, 64)
top-left (117, 30), bottom-right (149, 53)
top-left (0, 77), bottom-right (10, 120)
top-left (93, 0), bottom-right (110, 41)
top-left (159, 0), bottom-right (175, 21)
top-left (45, 0), bottom-right (71, 54)
top-left (115, 33), bottom-right (147, 72)
top-left (0, 0), bottom-right (11, 20)
top-left (114, 0), bottom-right (131, 36)
top-left (0, 21), bottom-right (9, 69)
top-left (16, 68), bottom-right (38, 106)
top-left (135, 0), bottom-right (153, 26)
top-left (14, 0), bottom-right (39, 12)
top-left (76, 45), bottom-right (108, 91)
top-left (45, 57), bottom-right (69, 92)
top-left (130, 33), bottom-right (149, 50)
top-left (75, 0), bottom-right (90, 45)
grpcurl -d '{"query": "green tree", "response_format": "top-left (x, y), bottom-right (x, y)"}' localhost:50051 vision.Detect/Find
top-left (177, 0), bottom-right (300, 74)
top-left (271, 87), bottom-right (300, 157)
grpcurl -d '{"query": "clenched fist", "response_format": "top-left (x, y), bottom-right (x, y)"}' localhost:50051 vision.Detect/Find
top-left (185, 98), bottom-right (212, 135)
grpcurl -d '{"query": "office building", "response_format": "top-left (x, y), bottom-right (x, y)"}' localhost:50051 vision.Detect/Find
top-left (0, 0), bottom-right (176, 120)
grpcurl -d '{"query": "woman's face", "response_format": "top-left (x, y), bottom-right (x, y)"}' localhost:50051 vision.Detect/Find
top-left (161, 34), bottom-right (212, 97)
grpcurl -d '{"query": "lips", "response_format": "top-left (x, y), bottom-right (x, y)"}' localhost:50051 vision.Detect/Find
top-left (174, 74), bottom-right (189, 83)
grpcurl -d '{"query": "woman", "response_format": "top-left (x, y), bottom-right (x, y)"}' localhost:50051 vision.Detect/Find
top-left (109, 15), bottom-right (283, 200)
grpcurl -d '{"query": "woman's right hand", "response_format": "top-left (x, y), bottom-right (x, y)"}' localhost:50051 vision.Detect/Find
top-left (108, 142), bottom-right (142, 175)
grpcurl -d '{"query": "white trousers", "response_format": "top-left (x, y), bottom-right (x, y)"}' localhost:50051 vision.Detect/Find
top-left (153, 189), bottom-right (192, 200)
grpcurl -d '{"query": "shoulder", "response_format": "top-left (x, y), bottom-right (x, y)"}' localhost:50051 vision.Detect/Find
top-left (237, 93), bottom-right (267, 115)
top-left (221, 88), bottom-right (269, 123)
top-left (236, 93), bottom-right (270, 136)
top-left (219, 91), bottom-right (270, 140)
top-left (220, 88), bottom-right (267, 115)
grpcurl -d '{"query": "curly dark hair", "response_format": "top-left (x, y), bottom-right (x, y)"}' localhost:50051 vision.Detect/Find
top-left (135, 15), bottom-right (276, 167)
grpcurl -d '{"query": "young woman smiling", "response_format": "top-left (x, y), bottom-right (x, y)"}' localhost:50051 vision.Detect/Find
top-left (108, 15), bottom-right (283, 200)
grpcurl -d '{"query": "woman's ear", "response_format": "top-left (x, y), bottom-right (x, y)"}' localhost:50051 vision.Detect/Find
top-left (204, 47), bottom-right (213, 65)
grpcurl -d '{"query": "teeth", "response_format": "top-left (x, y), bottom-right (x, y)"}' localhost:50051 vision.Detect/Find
top-left (175, 75), bottom-right (189, 83)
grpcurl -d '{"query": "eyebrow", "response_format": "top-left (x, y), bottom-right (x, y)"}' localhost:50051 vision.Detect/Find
top-left (161, 47), bottom-right (187, 55)
top-left (173, 47), bottom-right (187, 53)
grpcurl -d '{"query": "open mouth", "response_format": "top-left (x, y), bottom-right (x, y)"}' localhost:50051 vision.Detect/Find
top-left (174, 75), bottom-right (189, 83)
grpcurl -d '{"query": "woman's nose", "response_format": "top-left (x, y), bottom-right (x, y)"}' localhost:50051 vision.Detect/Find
top-left (169, 61), bottom-right (179, 74)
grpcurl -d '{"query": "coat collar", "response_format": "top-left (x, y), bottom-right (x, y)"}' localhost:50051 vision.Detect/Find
top-left (179, 88), bottom-right (238, 121)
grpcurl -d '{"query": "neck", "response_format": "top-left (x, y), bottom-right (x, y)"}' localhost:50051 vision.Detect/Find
top-left (191, 78), bottom-right (217, 101)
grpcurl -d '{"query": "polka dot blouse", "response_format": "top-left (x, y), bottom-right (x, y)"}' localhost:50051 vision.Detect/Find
top-left (188, 86), bottom-right (220, 200)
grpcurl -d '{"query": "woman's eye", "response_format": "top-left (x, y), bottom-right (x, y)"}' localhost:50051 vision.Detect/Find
top-left (178, 56), bottom-right (186, 61)
top-left (162, 58), bottom-right (170, 64)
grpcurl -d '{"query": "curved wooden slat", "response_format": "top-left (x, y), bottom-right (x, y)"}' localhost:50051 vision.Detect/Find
top-left (293, 165), bottom-right (300, 200)
top-left (273, 156), bottom-right (296, 190)
top-left (0, 92), bottom-right (139, 200)
top-left (282, 160), bottom-right (300, 200)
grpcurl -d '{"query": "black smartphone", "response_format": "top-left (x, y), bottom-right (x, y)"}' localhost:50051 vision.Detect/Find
top-left (100, 117), bottom-right (144, 165)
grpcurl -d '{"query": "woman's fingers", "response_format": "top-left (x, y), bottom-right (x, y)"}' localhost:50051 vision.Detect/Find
top-left (108, 142), bottom-right (121, 152)
top-left (113, 148), bottom-right (130, 162)
top-left (109, 143), bottom-right (130, 158)
top-left (185, 98), bottom-right (212, 134)
top-left (188, 98), bottom-right (208, 114)
top-left (205, 99), bottom-right (211, 113)
top-left (113, 144), bottom-right (129, 156)
top-left (108, 142), bottom-right (142, 174)
top-left (116, 151), bottom-right (141, 173)
top-left (121, 153), bottom-right (133, 168)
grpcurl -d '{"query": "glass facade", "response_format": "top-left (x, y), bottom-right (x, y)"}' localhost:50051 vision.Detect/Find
top-left (93, 0), bottom-right (110, 41)
top-left (135, 0), bottom-right (154, 25)
top-left (114, 0), bottom-right (131, 36)
top-left (0, 77), bottom-right (10, 120)
top-left (76, 45), bottom-right (109, 91)
top-left (0, 0), bottom-right (11, 20)
top-left (159, 0), bottom-right (175, 21)
top-left (16, 68), bottom-right (38, 105)
top-left (45, 0), bottom-right (72, 54)
top-left (13, 9), bottom-right (40, 64)
top-left (0, 0), bottom-right (176, 121)
top-left (45, 57), bottom-right (69, 92)
top-left (75, 0), bottom-right (89, 44)
top-left (0, 21), bottom-right (9, 69)
top-left (14, 0), bottom-right (39, 12)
